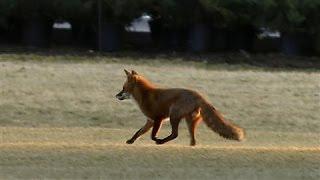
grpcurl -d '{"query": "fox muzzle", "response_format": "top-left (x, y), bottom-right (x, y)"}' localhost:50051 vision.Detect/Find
top-left (115, 90), bottom-right (131, 100)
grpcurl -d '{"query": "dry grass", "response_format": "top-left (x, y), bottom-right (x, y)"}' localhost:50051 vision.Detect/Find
top-left (0, 53), bottom-right (319, 179)
top-left (0, 128), bottom-right (319, 180)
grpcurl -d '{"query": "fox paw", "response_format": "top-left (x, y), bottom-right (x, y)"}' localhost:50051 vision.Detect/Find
top-left (126, 139), bottom-right (135, 144)
top-left (155, 139), bottom-right (165, 145)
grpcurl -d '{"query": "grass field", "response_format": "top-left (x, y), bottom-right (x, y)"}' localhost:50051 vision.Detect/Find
top-left (0, 53), bottom-right (319, 179)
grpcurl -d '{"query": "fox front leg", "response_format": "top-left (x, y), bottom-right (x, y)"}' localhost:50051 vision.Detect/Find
top-left (156, 117), bottom-right (181, 145)
top-left (126, 119), bottom-right (153, 144)
top-left (151, 119), bottom-right (163, 143)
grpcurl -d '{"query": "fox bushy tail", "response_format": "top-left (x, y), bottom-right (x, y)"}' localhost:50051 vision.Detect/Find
top-left (200, 101), bottom-right (244, 141)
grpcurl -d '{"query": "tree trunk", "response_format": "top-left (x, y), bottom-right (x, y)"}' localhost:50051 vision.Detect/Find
top-left (97, 22), bottom-right (123, 52)
top-left (188, 23), bottom-right (210, 52)
top-left (22, 18), bottom-right (52, 48)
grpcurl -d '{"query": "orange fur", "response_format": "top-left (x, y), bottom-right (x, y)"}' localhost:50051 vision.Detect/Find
top-left (116, 70), bottom-right (244, 146)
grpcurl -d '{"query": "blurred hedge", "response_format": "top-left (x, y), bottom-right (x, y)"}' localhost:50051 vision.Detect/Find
top-left (0, 0), bottom-right (319, 53)
top-left (0, 0), bottom-right (317, 31)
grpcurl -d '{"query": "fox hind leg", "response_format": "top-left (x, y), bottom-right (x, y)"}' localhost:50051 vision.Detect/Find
top-left (186, 108), bottom-right (202, 146)
top-left (126, 119), bottom-right (153, 144)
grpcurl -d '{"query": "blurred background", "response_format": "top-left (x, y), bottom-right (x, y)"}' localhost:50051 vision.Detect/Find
top-left (0, 0), bottom-right (319, 56)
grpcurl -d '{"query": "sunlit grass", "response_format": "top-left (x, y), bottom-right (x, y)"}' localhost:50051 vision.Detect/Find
top-left (0, 53), bottom-right (319, 179)
top-left (0, 53), bottom-right (319, 132)
top-left (0, 127), bottom-right (319, 179)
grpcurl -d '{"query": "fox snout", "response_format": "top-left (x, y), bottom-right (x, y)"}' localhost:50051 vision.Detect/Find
top-left (116, 90), bottom-right (131, 100)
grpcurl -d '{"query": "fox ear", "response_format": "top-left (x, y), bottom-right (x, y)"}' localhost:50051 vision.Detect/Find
top-left (131, 70), bottom-right (138, 75)
top-left (124, 69), bottom-right (130, 76)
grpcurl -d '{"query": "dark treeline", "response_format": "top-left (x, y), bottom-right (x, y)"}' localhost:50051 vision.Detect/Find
top-left (0, 0), bottom-right (319, 56)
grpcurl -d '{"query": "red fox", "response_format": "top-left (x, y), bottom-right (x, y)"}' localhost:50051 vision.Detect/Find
top-left (116, 70), bottom-right (244, 146)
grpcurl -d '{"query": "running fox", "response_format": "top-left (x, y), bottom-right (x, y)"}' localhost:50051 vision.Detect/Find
top-left (116, 70), bottom-right (244, 146)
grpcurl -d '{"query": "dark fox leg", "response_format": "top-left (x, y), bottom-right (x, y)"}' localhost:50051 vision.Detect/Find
top-left (151, 119), bottom-right (163, 142)
top-left (156, 116), bottom-right (181, 145)
top-left (156, 103), bottom-right (197, 145)
top-left (126, 119), bottom-right (154, 144)
top-left (186, 113), bottom-right (202, 146)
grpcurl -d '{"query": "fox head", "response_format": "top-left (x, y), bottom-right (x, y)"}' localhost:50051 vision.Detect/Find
top-left (116, 69), bottom-right (138, 100)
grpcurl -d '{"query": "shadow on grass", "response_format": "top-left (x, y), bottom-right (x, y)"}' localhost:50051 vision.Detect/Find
top-left (0, 46), bottom-right (320, 72)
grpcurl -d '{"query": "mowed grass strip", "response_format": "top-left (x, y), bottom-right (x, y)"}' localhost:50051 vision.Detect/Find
top-left (0, 127), bottom-right (319, 180)
top-left (0, 127), bottom-right (319, 148)
top-left (1, 146), bottom-right (318, 180)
